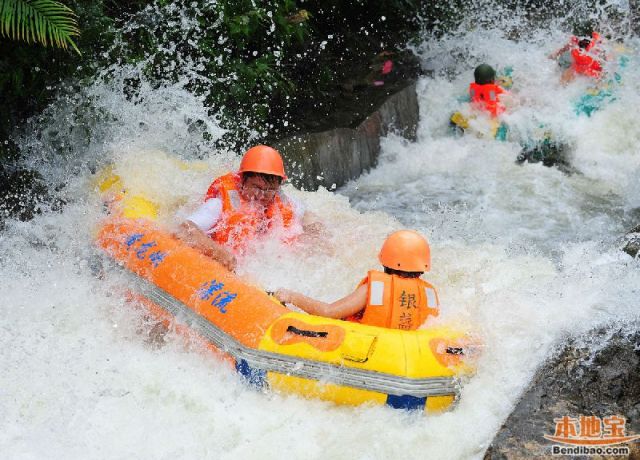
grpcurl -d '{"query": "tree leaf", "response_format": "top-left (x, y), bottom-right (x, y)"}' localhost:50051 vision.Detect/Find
top-left (0, 0), bottom-right (80, 54)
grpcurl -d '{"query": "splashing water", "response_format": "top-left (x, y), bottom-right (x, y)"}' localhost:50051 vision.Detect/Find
top-left (2, 4), bottom-right (640, 460)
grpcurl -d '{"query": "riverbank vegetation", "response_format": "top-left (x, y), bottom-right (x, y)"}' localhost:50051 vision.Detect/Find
top-left (1, 0), bottom-right (465, 163)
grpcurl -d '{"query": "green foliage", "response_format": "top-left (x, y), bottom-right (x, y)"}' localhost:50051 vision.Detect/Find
top-left (0, 0), bottom-right (145, 162)
top-left (0, 0), bottom-right (80, 53)
top-left (111, 0), bottom-right (313, 148)
top-left (1, 0), bottom-right (465, 161)
top-left (109, 0), bottom-right (453, 148)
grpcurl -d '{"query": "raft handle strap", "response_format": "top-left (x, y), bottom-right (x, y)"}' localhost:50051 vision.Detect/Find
top-left (446, 347), bottom-right (464, 355)
top-left (286, 325), bottom-right (328, 338)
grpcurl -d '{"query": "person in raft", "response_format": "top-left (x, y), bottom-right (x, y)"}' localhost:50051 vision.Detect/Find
top-left (469, 63), bottom-right (508, 118)
top-left (275, 230), bottom-right (440, 331)
top-left (180, 145), bottom-right (323, 272)
top-left (550, 28), bottom-right (605, 83)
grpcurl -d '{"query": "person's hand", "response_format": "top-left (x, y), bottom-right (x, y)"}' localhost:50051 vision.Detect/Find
top-left (275, 288), bottom-right (295, 304)
top-left (179, 221), bottom-right (237, 272)
top-left (204, 243), bottom-right (237, 272)
top-left (303, 221), bottom-right (324, 235)
top-left (297, 232), bottom-right (335, 256)
top-left (218, 250), bottom-right (237, 272)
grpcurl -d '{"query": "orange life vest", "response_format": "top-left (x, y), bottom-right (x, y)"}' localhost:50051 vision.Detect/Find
top-left (469, 82), bottom-right (505, 117)
top-left (204, 172), bottom-right (296, 252)
top-left (347, 270), bottom-right (439, 330)
top-left (570, 32), bottom-right (603, 78)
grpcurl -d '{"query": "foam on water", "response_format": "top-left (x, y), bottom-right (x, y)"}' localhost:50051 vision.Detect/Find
top-left (2, 6), bottom-right (640, 460)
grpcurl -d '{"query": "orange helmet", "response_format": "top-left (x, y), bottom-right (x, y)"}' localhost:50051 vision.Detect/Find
top-left (378, 230), bottom-right (431, 272)
top-left (239, 145), bottom-right (286, 179)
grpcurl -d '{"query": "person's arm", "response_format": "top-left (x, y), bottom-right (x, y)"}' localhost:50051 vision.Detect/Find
top-left (295, 209), bottom-right (335, 255)
top-left (178, 198), bottom-right (237, 271)
top-left (301, 210), bottom-right (326, 235)
top-left (549, 42), bottom-right (572, 60)
top-left (178, 220), bottom-right (237, 272)
top-left (285, 196), bottom-right (325, 236)
top-left (275, 284), bottom-right (367, 319)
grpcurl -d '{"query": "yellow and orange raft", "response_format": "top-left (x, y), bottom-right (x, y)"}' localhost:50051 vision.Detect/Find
top-left (95, 176), bottom-right (476, 413)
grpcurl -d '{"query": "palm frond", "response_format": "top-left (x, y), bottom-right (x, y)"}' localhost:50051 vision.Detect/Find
top-left (0, 0), bottom-right (80, 54)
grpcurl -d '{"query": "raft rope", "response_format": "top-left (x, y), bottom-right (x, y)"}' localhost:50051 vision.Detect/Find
top-left (120, 265), bottom-right (461, 399)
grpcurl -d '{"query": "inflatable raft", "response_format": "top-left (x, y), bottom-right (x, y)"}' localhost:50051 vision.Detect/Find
top-left (569, 44), bottom-right (630, 117)
top-left (94, 168), bottom-right (477, 413)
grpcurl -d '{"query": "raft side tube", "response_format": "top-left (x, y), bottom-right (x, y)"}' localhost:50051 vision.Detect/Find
top-left (96, 217), bottom-right (473, 410)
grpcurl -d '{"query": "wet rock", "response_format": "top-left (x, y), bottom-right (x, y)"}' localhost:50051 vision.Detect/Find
top-left (632, 0), bottom-right (640, 36)
top-left (284, 49), bottom-right (421, 134)
top-left (484, 322), bottom-right (640, 459)
top-left (623, 225), bottom-right (640, 258)
top-left (271, 49), bottom-right (421, 191)
top-left (275, 81), bottom-right (419, 191)
top-left (516, 140), bottom-right (575, 175)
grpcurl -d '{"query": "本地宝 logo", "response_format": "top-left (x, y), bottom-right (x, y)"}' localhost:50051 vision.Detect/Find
top-left (544, 415), bottom-right (639, 457)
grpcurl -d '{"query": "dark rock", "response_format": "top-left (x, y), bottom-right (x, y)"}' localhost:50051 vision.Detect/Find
top-left (275, 81), bottom-right (419, 191)
top-left (484, 322), bottom-right (640, 459)
top-left (516, 139), bottom-right (575, 175)
top-left (282, 49), bottom-right (422, 135)
top-left (631, 0), bottom-right (640, 36)
top-left (624, 225), bottom-right (640, 258)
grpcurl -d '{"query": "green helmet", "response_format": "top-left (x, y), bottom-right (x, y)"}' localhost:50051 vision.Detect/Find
top-left (474, 64), bottom-right (496, 85)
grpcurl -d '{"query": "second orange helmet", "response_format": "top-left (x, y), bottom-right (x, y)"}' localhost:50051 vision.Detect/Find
top-left (378, 230), bottom-right (431, 272)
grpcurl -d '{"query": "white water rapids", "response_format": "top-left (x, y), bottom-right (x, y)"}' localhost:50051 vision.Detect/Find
top-left (2, 15), bottom-right (640, 460)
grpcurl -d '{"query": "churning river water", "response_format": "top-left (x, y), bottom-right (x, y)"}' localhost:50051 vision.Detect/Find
top-left (2, 13), bottom-right (640, 460)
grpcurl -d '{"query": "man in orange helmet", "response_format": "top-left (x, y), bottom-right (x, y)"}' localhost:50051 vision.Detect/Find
top-left (180, 145), bottom-right (322, 271)
top-left (275, 230), bottom-right (440, 331)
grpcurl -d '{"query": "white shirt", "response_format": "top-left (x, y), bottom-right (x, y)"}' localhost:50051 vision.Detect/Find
top-left (186, 195), bottom-right (305, 233)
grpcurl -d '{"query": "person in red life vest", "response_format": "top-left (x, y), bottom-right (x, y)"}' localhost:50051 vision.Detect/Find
top-left (550, 31), bottom-right (605, 83)
top-left (275, 230), bottom-right (440, 331)
top-left (469, 64), bottom-right (507, 118)
top-left (180, 145), bottom-right (323, 271)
